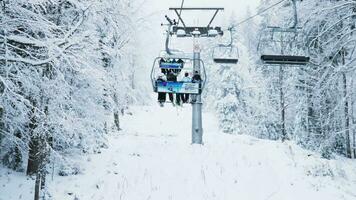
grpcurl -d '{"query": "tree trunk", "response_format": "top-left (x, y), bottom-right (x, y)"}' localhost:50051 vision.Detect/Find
top-left (279, 66), bottom-right (287, 141)
top-left (27, 136), bottom-right (44, 175)
top-left (33, 170), bottom-right (46, 200)
top-left (26, 67), bottom-right (50, 175)
top-left (26, 96), bottom-right (48, 176)
top-left (342, 49), bottom-right (352, 158)
top-left (342, 72), bottom-right (351, 158)
top-left (29, 55), bottom-right (52, 199)
top-left (0, 104), bottom-right (3, 148)
top-left (112, 92), bottom-right (122, 132)
top-left (131, 57), bottom-right (135, 90)
top-left (34, 173), bottom-right (41, 200)
top-left (114, 111), bottom-right (121, 131)
top-left (307, 94), bottom-right (315, 135)
top-left (352, 89), bottom-right (356, 159)
top-left (0, 30), bottom-right (6, 153)
top-left (27, 104), bottom-right (41, 175)
top-left (350, 75), bottom-right (355, 159)
top-left (352, 95), bottom-right (356, 159)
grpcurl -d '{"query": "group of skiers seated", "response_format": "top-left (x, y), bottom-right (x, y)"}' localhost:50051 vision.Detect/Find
top-left (156, 67), bottom-right (202, 107)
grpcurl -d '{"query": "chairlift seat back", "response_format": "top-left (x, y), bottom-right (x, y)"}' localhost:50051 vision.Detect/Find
top-left (212, 46), bottom-right (239, 64)
top-left (159, 62), bottom-right (184, 69)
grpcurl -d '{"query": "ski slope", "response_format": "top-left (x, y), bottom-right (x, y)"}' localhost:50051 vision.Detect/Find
top-left (1, 105), bottom-right (356, 200)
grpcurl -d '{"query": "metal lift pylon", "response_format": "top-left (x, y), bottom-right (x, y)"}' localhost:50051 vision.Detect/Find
top-left (168, 7), bottom-right (224, 144)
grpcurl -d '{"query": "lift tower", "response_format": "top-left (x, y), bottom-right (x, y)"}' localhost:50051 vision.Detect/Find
top-left (168, 7), bottom-right (224, 144)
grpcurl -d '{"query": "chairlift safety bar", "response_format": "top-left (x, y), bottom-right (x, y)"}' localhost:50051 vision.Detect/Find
top-left (267, 26), bottom-right (302, 31)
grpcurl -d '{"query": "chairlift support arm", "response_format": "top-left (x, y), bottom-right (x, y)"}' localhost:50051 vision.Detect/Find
top-left (169, 7), bottom-right (224, 10)
top-left (291, 0), bottom-right (298, 29)
top-left (266, 0), bottom-right (300, 33)
top-left (173, 10), bottom-right (186, 28)
top-left (207, 9), bottom-right (220, 28)
top-left (169, 7), bottom-right (224, 27)
top-left (169, 7), bottom-right (224, 37)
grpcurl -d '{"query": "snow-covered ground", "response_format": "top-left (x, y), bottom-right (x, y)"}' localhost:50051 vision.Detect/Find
top-left (1, 105), bottom-right (356, 200)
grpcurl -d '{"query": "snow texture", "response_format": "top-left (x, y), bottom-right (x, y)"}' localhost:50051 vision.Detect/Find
top-left (1, 105), bottom-right (355, 200)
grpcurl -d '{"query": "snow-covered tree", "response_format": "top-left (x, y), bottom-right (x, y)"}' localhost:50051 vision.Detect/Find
top-left (0, 0), bottom-right (146, 182)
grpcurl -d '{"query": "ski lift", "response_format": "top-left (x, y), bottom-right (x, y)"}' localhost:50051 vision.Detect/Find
top-left (259, 0), bottom-right (310, 66)
top-left (213, 45), bottom-right (239, 64)
top-left (151, 7), bottom-right (220, 95)
top-left (212, 27), bottom-right (239, 64)
top-left (150, 56), bottom-right (207, 95)
top-left (259, 26), bottom-right (310, 65)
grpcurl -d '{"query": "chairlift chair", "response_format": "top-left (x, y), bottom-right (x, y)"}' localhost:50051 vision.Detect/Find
top-left (150, 57), bottom-right (207, 95)
top-left (152, 7), bottom-right (220, 95)
top-left (212, 27), bottom-right (239, 64)
top-left (259, 0), bottom-right (310, 66)
top-left (259, 27), bottom-right (310, 66)
top-left (213, 45), bottom-right (239, 64)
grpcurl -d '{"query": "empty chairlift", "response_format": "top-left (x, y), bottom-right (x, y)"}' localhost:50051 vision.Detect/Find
top-left (259, 26), bottom-right (310, 66)
top-left (259, 0), bottom-right (310, 66)
top-left (212, 26), bottom-right (239, 64)
top-left (213, 45), bottom-right (239, 64)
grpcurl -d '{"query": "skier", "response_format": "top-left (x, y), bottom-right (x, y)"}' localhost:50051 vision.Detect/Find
top-left (192, 71), bottom-right (202, 82)
top-left (191, 71), bottom-right (202, 103)
top-left (176, 58), bottom-right (184, 74)
top-left (159, 58), bottom-right (167, 75)
top-left (180, 72), bottom-right (191, 103)
top-left (156, 73), bottom-right (167, 107)
top-left (166, 70), bottom-right (178, 105)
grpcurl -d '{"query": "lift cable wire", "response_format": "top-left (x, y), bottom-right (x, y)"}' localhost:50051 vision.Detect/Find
top-left (235, 0), bottom-right (286, 27)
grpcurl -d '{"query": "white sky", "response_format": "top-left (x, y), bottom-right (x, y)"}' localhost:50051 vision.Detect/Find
top-left (137, 0), bottom-right (261, 47)
top-left (143, 0), bottom-right (261, 20)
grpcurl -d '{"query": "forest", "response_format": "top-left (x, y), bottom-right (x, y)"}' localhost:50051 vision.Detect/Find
top-left (0, 0), bottom-right (355, 199)
top-left (205, 0), bottom-right (356, 159)
top-left (0, 0), bottom-right (144, 176)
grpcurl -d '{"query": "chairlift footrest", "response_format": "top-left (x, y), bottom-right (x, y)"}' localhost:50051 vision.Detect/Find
top-left (261, 55), bottom-right (309, 65)
top-left (213, 58), bottom-right (238, 64)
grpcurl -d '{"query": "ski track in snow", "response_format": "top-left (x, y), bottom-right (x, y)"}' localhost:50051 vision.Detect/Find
top-left (1, 105), bottom-right (356, 200)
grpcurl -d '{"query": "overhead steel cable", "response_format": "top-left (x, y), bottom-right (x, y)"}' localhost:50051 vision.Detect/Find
top-left (235, 0), bottom-right (287, 26)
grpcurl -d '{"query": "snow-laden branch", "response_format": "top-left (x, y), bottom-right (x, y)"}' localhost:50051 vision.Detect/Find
top-left (0, 56), bottom-right (54, 66)
top-left (309, 13), bottom-right (356, 45)
top-left (2, 35), bottom-right (48, 47)
top-left (318, 1), bottom-right (356, 14)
